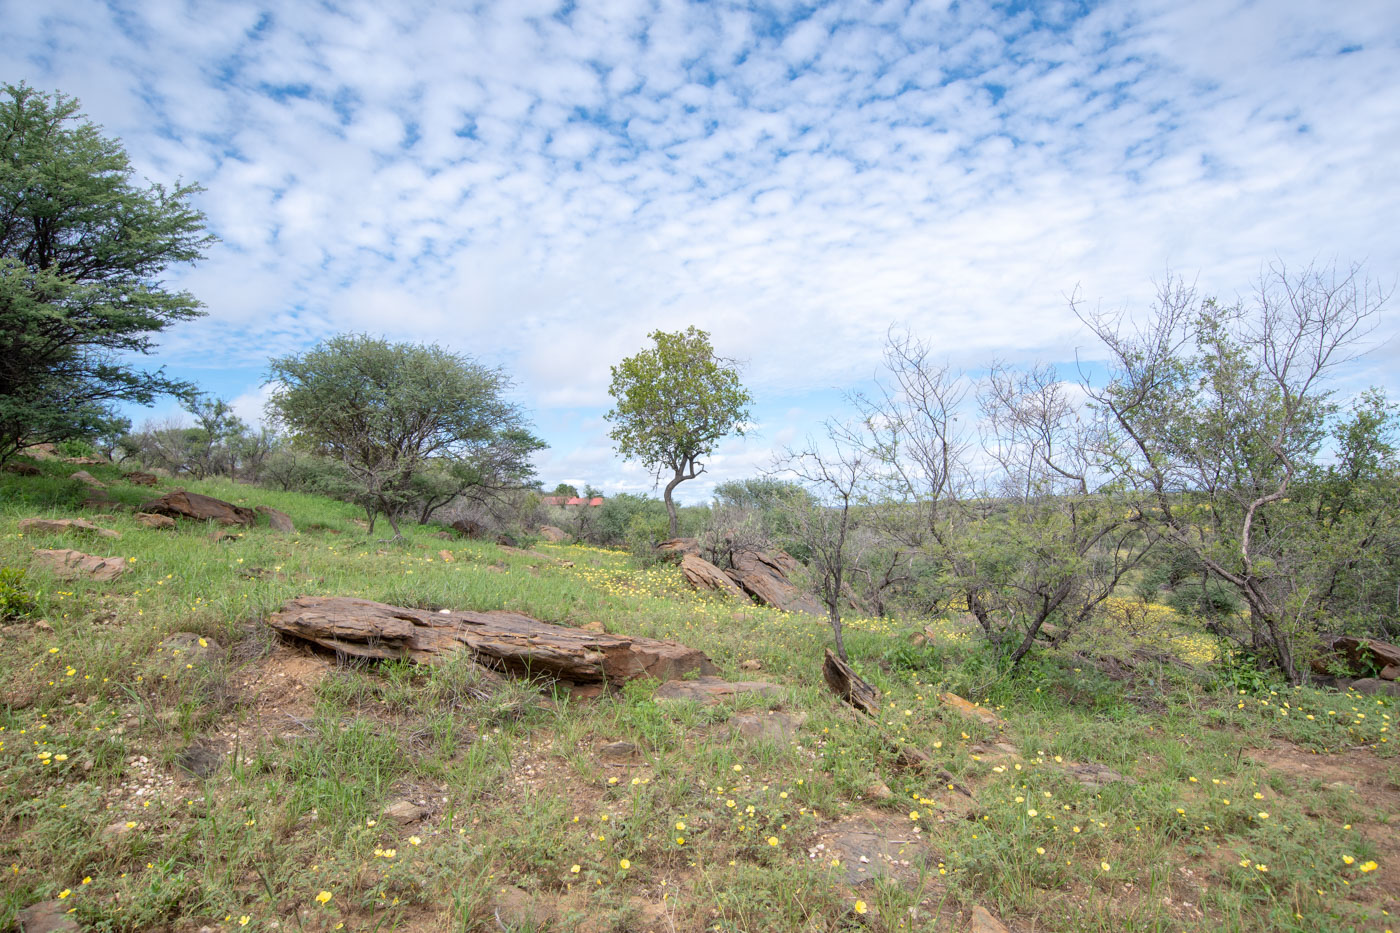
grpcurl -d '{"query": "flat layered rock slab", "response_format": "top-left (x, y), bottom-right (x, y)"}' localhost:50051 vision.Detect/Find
top-left (810, 819), bottom-right (927, 885)
top-left (729, 710), bottom-right (807, 742)
top-left (266, 596), bottom-right (717, 688)
top-left (31, 548), bottom-right (127, 581)
top-left (140, 490), bottom-right (256, 525)
top-left (653, 677), bottom-right (778, 705)
top-left (19, 518), bottom-right (120, 538)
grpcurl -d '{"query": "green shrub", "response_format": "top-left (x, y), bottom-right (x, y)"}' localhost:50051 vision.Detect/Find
top-left (0, 567), bottom-right (36, 619)
top-left (55, 438), bottom-right (99, 459)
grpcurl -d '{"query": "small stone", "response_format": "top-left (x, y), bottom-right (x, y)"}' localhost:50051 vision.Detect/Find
top-left (18, 518), bottom-right (119, 538)
top-left (384, 800), bottom-right (428, 824)
top-left (438, 549), bottom-right (454, 562)
top-left (970, 905), bottom-right (1012, 933)
top-left (865, 780), bottom-right (894, 801)
top-left (31, 548), bottom-right (127, 581)
top-left (255, 505), bottom-right (296, 533)
top-left (17, 900), bottom-right (80, 933)
top-left (739, 659), bottom-right (763, 671)
top-left (599, 741), bottom-right (641, 763)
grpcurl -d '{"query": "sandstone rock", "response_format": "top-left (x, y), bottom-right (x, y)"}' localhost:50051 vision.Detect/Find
top-left (5, 461), bottom-right (41, 476)
top-left (680, 553), bottom-right (746, 598)
top-left (19, 518), bottom-right (119, 539)
top-left (940, 692), bottom-right (1007, 729)
top-left (141, 490), bottom-right (256, 525)
top-left (599, 741), bottom-right (642, 764)
top-left (1382, 664), bottom-right (1400, 681)
top-left (970, 905), bottom-right (1012, 933)
top-left (656, 537), bottom-right (699, 557)
top-left (125, 471), bottom-right (160, 486)
top-left (384, 800), bottom-right (427, 824)
top-left (16, 899), bottom-right (80, 933)
top-left (267, 596), bottom-right (718, 688)
top-left (653, 677), bottom-right (777, 705)
top-left (134, 512), bottom-right (177, 529)
top-left (256, 505), bottom-right (295, 533)
top-left (1351, 677), bottom-right (1400, 697)
top-left (865, 780), bottom-right (894, 800)
top-left (69, 469), bottom-right (105, 488)
top-left (1315, 635), bottom-right (1400, 679)
top-left (438, 549), bottom-right (454, 562)
top-left (726, 549), bottom-right (825, 615)
top-left (821, 821), bottom-right (921, 884)
top-left (1065, 763), bottom-right (1128, 789)
top-left (451, 518), bottom-right (487, 538)
top-left (729, 710), bottom-right (807, 742)
top-left (538, 525), bottom-right (569, 542)
top-left (31, 548), bottom-right (126, 581)
top-left (739, 659), bottom-right (763, 671)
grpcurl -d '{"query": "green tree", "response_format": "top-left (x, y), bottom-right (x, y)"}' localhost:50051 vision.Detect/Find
top-left (551, 482), bottom-right (579, 498)
top-left (0, 83), bottom-right (212, 462)
top-left (1081, 261), bottom-right (1392, 682)
top-left (606, 326), bottom-right (753, 536)
top-left (266, 335), bottom-right (545, 537)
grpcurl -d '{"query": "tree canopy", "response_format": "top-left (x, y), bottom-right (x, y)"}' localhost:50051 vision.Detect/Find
top-left (606, 326), bottom-right (752, 536)
top-left (266, 334), bottom-right (545, 536)
top-left (0, 83), bottom-right (212, 462)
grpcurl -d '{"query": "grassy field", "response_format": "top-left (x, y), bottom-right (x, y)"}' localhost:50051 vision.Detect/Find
top-left (1, 458), bottom-right (1397, 932)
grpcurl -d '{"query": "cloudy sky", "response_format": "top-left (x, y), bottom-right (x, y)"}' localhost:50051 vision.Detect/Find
top-left (6, 0), bottom-right (1398, 500)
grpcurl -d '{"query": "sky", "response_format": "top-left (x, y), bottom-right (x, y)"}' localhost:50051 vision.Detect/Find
top-left (5, 0), bottom-right (1398, 502)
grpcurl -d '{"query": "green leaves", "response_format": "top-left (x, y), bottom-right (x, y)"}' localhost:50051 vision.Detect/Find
top-left (0, 83), bottom-right (213, 461)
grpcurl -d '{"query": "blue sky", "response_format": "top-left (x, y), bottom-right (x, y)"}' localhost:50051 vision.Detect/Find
top-left (5, 0), bottom-right (1398, 501)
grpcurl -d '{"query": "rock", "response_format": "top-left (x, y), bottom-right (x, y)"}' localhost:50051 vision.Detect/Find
top-left (821, 821), bottom-right (921, 884)
top-left (729, 710), bottom-right (807, 742)
top-left (653, 677), bottom-right (778, 705)
top-left (31, 548), bottom-right (126, 581)
top-left (656, 537), bottom-right (699, 557)
top-left (680, 553), bottom-right (746, 598)
top-left (256, 505), bottom-right (295, 533)
top-left (209, 530), bottom-right (242, 543)
top-left (1315, 635), bottom-right (1400, 679)
top-left (69, 469), bottom-right (105, 488)
top-left (451, 518), bottom-right (488, 538)
top-left (739, 659), bottom-right (762, 671)
top-left (18, 518), bottom-right (120, 539)
top-left (1382, 664), bottom-right (1400, 681)
top-left (598, 741), bottom-right (641, 764)
top-left (865, 780), bottom-right (894, 801)
top-left (177, 742), bottom-right (223, 779)
top-left (1065, 763), bottom-right (1128, 789)
top-left (16, 900), bottom-right (80, 933)
top-left (940, 692), bottom-right (1007, 729)
top-left (1350, 678), bottom-right (1400, 697)
top-left (581, 620), bottom-right (607, 634)
top-left (5, 461), bottom-right (41, 476)
top-left (267, 596), bottom-right (719, 688)
top-left (726, 549), bottom-right (825, 615)
top-left (134, 512), bottom-right (177, 529)
top-left (384, 800), bottom-right (428, 824)
top-left (102, 819), bottom-right (136, 841)
top-left (438, 549), bottom-right (454, 562)
top-left (538, 525), bottom-right (569, 542)
top-left (970, 905), bottom-right (1012, 933)
top-left (141, 489), bottom-right (256, 525)
top-left (125, 471), bottom-right (160, 486)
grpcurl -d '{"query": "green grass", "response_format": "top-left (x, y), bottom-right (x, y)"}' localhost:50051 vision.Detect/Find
top-left (0, 457), bottom-right (1396, 931)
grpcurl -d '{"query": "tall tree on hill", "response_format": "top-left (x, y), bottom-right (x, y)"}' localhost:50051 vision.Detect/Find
top-left (606, 326), bottom-right (753, 536)
top-left (266, 335), bottom-right (545, 537)
top-left (0, 83), bottom-right (213, 462)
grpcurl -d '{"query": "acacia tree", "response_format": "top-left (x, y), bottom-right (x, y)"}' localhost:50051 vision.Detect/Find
top-left (0, 83), bottom-right (212, 462)
top-left (267, 335), bottom-right (544, 537)
top-left (606, 326), bottom-right (752, 536)
top-left (1080, 261), bottom-right (1391, 683)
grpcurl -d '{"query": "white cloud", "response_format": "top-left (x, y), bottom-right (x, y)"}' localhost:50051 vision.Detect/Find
top-left (5, 0), bottom-right (1397, 493)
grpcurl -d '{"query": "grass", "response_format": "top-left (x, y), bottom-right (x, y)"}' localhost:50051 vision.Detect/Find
top-left (0, 456), bottom-right (1396, 931)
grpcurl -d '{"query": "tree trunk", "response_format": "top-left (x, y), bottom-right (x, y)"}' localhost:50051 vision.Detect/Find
top-left (663, 469), bottom-right (684, 537)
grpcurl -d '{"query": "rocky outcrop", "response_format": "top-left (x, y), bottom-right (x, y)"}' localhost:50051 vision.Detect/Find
top-left (726, 548), bottom-right (825, 615)
top-left (140, 490), bottom-right (256, 525)
top-left (266, 596), bottom-right (718, 689)
top-left (135, 512), bottom-right (177, 529)
top-left (19, 518), bottom-right (120, 539)
top-left (680, 553), bottom-right (746, 598)
top-left (1314, 635), bottom-right (1400, 680)
top-left (125, 471), bottom-right (160, 486)
top-left (69, 470), bottom-right (105, 488)
top-left (656, 537), bottom-right (700, 557)
top-left (31, 548), bottom-right (127, 581)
